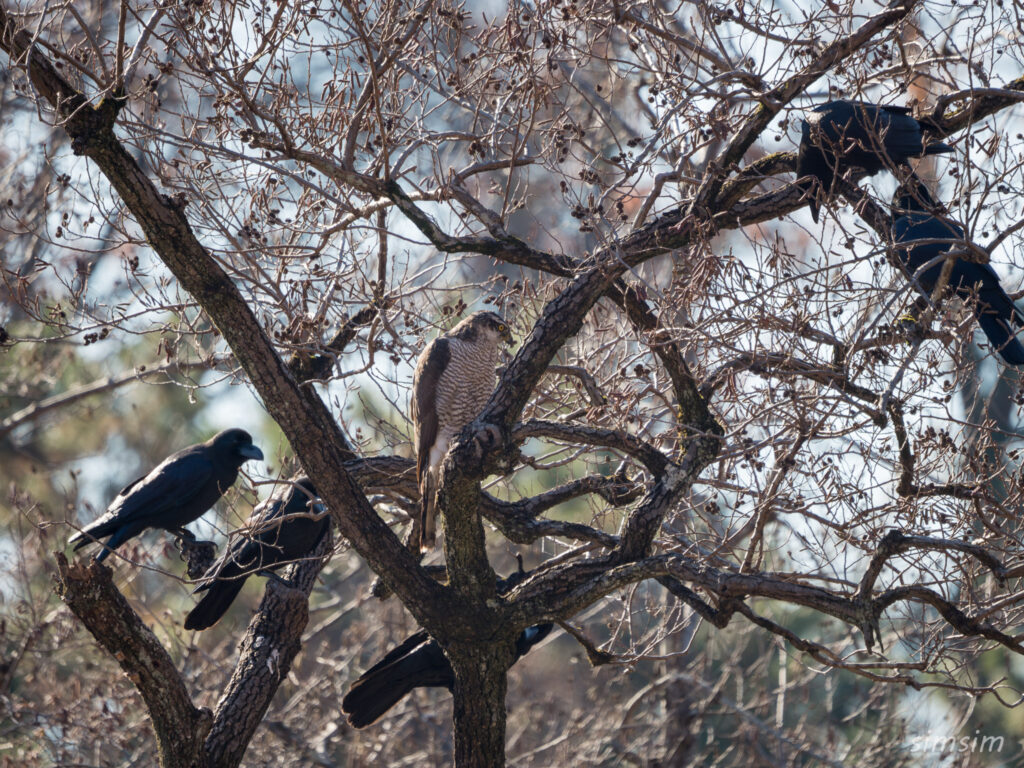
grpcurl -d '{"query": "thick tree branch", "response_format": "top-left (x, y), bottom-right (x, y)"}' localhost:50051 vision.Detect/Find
top-left (932, 76), bottom-right (1024, 136)
top-left (543, 364), bottom-right (607, 406)
top-left (342, 455), bottom-right (418, 497)
top-left (713, 152), bottom-right (797, 210)
top-left (506, 550), bottom-right (1024, 657)
top-left (55, 555), bottom-right (211, 768)
top-left (243, 136), bottom-right (576, 278)
top-left (856, 529), bottom-right (1009, 600)
top-left (342, 452), bottom-right (630, 548)
top-left (703, 351), bottom-right (882, 414)
top-left (204, 533), bottom-right (333, 766)
top-left (286, 302), bottom-right (385, 381)
top-left (513, 419), bottom-right (670, 476)
top-left (480, 474), bottom-right (636, 548)
top-left (874, 585), bottom-right (1024, 653)
top-left (612, 281), bottom-right (721, 440)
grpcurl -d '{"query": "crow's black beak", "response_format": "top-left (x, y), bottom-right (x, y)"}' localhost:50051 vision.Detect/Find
top-left (240, 445), bottom-right (265, 461)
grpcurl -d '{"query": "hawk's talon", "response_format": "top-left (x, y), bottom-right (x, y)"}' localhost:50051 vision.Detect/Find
top-left (473, 423), bottom-right (503, 454)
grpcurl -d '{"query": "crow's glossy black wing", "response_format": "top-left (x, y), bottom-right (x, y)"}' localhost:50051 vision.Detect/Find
top-left (199, 479), bottom-right (326, 585)
top-left (114, 475), bottom-right (145, 499)
top-left (892, 193), bottom-right (1024, 365)
top-left (359, 630), bottom-right (434, 678)
top-left (105, 448), bottom-right (216, 526)
top-left (412, 337), bottom-right (450, 483)
top-left (872, 102), bottom-right (913, 115)
top-left (72, 448), bottom-right (216, 548)
top-left (191, 534), bottom-right (265, 594)
top-left (892, 213), bottom-right (963, 279)
top-left (873, 106), bottom-right (932, 159)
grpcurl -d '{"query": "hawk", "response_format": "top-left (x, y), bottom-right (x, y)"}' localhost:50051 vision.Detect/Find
top-left (411, 311), bottom-right (513, 550)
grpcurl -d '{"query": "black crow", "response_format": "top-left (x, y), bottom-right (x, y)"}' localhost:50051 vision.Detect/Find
top-left (891, 180), bottom-right (1024, 364)
top-left (70, 428), bottom-right (264, 563)
top-left (798, 100), bottom-right (953, 222)
top-left (184, 476), bottom-right (329, 630)
top-left (342, 623), bottom-right (553, 729)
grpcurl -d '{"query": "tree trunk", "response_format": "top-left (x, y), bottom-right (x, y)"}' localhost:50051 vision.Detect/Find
top-left (54, 555), bottom-right (212, 768)
top-left (448, 642), bottom-right (510, 768)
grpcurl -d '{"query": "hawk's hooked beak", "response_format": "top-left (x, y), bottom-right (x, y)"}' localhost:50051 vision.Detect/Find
top-left (501, 326), bottom-right (514, 344)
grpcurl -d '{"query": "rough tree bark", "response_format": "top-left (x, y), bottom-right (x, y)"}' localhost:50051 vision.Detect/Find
top-left (55, 532), bottom-right (333, 768)
top-left (205, 533), bottom-right (334, 767)
top-left (449, 641), bottom-right (513, 768)
top-left (55, 555), bottom-right (212, 768)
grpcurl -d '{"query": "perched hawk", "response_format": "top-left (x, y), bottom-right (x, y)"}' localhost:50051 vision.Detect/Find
top-left (411, 311), bottom-right (513, 550)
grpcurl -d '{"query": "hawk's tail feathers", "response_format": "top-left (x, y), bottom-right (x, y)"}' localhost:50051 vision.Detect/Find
top-left (418, 472), bottom-right (437, 551)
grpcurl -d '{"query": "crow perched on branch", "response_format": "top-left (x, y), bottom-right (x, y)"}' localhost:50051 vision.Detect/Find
top-left (343, 562), bottom-right (553, 728)
top-left (798, 100), bottom-right (953, 222)
top-left (342, 623), bottom-right (553, 729)
top-left (184, 476), bottom-right (329, 630)
top-left (891, 179), bottom-right (1024, 365)
top-left (69, 428), bottom-right (264, 563)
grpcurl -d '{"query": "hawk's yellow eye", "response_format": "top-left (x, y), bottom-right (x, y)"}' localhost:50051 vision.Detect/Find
top-left (498, 324), bottom-right (506, 331)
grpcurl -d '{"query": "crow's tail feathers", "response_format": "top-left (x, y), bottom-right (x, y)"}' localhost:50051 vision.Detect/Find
top-left (71, 523), bottom-right (128, 563)
top-left (914, 110), bottom-right (954, 153)
top-left (807, 192), bottom-right (821, 224)
top-left (515, 623), bottom-right (554, 659)
top-left (70, 518), bottom-right (117, 552)
top-left (184, 579), bottom-right (246, 631)
top-left (342, 664), bottom-right (423, 729)
top-left (975, 289), bottom-right (1024, 365)
top-left (342, 623), bottom-right (553, 729)
top-left (343, 633), bottom-right (451, 729)
top-left (794, 175), bottom-right (822, 223)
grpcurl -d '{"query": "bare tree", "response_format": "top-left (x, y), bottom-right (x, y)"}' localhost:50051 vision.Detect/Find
top-left (4, 0), bottom-right (1024, 765)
